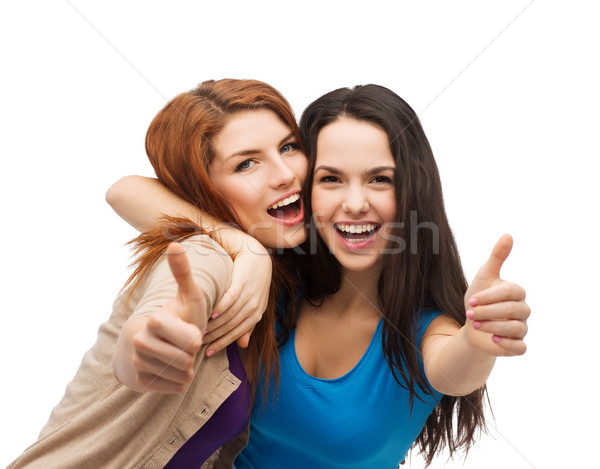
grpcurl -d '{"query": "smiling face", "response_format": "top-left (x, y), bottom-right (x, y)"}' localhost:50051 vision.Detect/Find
top-left (311, 118), bottom-right (397, 274)
top-left (209, 109), bottom-right (307, 249)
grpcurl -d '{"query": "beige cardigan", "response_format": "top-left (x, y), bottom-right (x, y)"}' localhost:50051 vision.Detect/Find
top-left (8, 235), bottom-right (249, 469)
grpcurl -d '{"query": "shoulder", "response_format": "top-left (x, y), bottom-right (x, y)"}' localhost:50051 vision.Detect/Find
top-left (158, 234), bottom-right (233, 278)
top-left (419, 311), bottom-right (461, 356)
top-left (415, 308), bottom-right (460, 352)
top-left (180, 234), bottom-right (233, 264)
top-left (414, 309), bottom-right (448, 339)
top-left (182, 233), bottom-right (233, 281)
top-left (140, 234), bottom-right (232, 284)
top-left (134, 234), bottom-right (234, 313)
top-left (174, 234), bottom-right (234, 296)
top-left (422, 312), bottom-right (460, 335)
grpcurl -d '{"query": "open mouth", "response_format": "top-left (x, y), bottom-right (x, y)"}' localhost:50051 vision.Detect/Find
top-left (334, 223), bottom-right (380, 243)
top-left (267, 192), bottom-right (303, 222)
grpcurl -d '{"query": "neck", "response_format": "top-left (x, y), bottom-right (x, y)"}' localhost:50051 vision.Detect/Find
top-left (323, 263), bottom-right (383, 320)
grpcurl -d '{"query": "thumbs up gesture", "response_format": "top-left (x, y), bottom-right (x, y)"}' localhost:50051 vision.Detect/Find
top-left (113, 242), bottom-right (206, 393)
top-left (463, 234), bottom-right (530, 357)
top-left (166, 241), bottom-right (208, 327)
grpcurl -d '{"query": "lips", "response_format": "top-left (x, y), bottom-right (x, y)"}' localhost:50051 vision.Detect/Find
top-left (267, 192), bottom-right (304, 226)
top-left (334, 222), bottom-right (380, 249)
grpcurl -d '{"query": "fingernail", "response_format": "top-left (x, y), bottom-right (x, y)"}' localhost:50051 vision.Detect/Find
top-left (473, 321), bottom-right (481, 329)
top-left (492, 335), bottom-right (501, 343)
top-left (466, 310), bottom-right (475, 319)
top-left (469, 298), bottom-right (478, 307)
top-left (206, 350), bottom-right (215, 357)
top-left (211, 312), bottom-right (219, 319)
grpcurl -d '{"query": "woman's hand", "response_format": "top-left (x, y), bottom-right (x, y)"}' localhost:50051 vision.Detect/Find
top-left (422, 234), bottom-right (529, 395)
top-left (113, 243), bottom-right (206, 393)
top-left (464, 234), bottom-right (530, 357)
top-left (202, 228), bottom-right (272, 356)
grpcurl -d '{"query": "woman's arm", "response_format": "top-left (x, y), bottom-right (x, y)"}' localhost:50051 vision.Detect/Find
top-left (106, 176), bottom-right (221, 231)
top-left (421, 234), bottom-right (530, 396)
top-left (107, 176), bottom-right (272, 355)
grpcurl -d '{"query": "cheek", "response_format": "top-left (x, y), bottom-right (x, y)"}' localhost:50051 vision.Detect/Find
top-left (235, 190), bottom-right (264, 224)
top-left (291, 156), bottom-right (308, 185)
top-left (380, 192), bottom-right (397, 221)
top-left (387, 201), bottom-right (398, 221)
top-left (213, 177), bottom-right (261, 225)
top-left (311, 188), bottom-right (337, 241)
top-left (310, 187), bottom-right (328, 220)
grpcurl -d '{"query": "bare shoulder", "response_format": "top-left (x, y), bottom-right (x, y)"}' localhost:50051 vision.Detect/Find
top-left (424, 314), bottom-right (460, 336)
top-left (420, 314), bottom-right (461, 354)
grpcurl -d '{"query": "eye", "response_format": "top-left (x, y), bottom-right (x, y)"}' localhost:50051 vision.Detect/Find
top-left (370, 175), bottom-right (393, 184)
top-left (235, 159), bottom-right (255, 172)
top-left (280, 141), bottom-right (299, 154)
top-left (319, 175), bottom-right (340, 183)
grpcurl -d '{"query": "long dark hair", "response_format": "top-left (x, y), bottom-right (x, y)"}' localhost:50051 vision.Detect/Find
top-left (294, 84), bottom-right (487, 465)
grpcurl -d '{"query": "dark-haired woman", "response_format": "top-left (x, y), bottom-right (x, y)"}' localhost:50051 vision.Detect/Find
top-left (110, 85), bottom-right (530, 468)
top-left (234, 85), bottom-right (529, 468)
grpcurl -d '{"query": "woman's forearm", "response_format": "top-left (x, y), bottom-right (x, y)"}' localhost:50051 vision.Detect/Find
top-left (424, 326), bottom-right (496, 396)
top-left (105, 175), bottom-right (261, 255)
top-left (106, 175), bottom-right (222, 232)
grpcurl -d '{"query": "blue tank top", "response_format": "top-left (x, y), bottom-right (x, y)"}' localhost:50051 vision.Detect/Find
top-left (235, 310), bottom-right (443, 469)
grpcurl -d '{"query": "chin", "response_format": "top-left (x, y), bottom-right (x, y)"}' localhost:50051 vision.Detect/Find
top-left (283, 225), bottom-right (307, 248)
top-left (335, 256), bottom-right (381, 273)
top-left (262, 228), bottom-right (307, 252)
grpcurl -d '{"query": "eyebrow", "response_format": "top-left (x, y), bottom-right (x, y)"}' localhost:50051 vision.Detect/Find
top-left (314, 165), bottom-right (395, 175)
top-left (225, 131), bottom-right (296, 161)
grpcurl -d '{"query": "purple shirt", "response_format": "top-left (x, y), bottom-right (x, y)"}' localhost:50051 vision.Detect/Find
top-left (164, 345), bottom-right (250, 468)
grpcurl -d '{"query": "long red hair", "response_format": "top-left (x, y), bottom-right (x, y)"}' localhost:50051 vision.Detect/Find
top-left (124, 79), bottom-right (303, 401)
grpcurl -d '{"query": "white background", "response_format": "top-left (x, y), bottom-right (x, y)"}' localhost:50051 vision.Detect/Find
top-left (1, 1), bottom-right (598, 468)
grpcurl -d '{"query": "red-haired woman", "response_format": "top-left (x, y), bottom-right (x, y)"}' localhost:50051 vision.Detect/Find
top-left (7, 79), bottom-right (307, 469)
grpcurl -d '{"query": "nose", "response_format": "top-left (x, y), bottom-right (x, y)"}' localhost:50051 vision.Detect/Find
top-left (341, 182), bottom-right (369, 215)
top-left (269, 155), bottom-right (296, 189)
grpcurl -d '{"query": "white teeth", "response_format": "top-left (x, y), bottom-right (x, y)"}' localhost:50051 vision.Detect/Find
top-left (335, 223), bottom-right (377, 234)
top-left (269, 193), bottom-right (300, 210)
